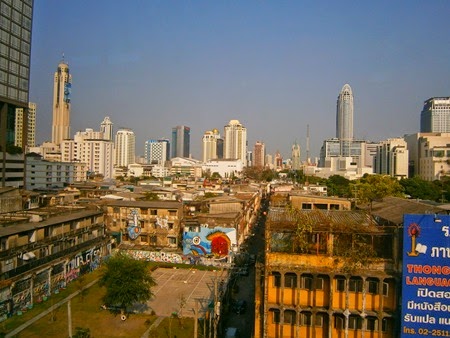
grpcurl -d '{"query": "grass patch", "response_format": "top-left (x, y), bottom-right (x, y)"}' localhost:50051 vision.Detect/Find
top-left (4, 282), bottom-right (156, 338)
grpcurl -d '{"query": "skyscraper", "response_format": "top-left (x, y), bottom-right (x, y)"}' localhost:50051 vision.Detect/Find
top-left (115, 128), bottom-right (135, 167)
top-left (224, 119), bottom-right (247, 166)
top-left (253, 141), bottom-right (265, 168)
top-left (420, 97), bottom-right (450, 133)
top-left (100, 116), bottom-right (113, 141)
top-left (144, 139), bottom-right (170, 165)
top-left (171, 125), bottom-right (190, 158)
top-left (202, 129), bottom-right (221, 162)
top-left (0, 0), bottom-right (34, 187)
top-left (291, 141), bottom-right (301, 170)
top-left (15, 102), bottom-right (36, 148)
top-left (51, 60), bottom-right (72, 146)
top-left (336, 84), bottom-right (354, 156)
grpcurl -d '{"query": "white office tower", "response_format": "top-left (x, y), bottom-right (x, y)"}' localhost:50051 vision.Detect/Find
top-left (291, 142), bottom-right (301, 170)
top-left (374, 138), bottom-right (408, 179)
top-left (61, 129), bottom-right (114, 180)
top-left (100, 116), bottom-right (114, 141)
top-left (15, 102), bottom-right (36, 148)
top-left (202, 129), bottom-right (221, 162)
top-left (115, 128), bottom-right (135, 167)
top-left (224, 120), bottom-right (247, 166)
top-left (144, 139), bottom-right (170, 165)
top-left (52, 61), bottom-right (72, 146)
top-left (336, 84), bottom-right (354, 156)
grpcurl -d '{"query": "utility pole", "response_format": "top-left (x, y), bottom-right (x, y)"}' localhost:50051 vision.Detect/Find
top-left (67, 299), bottom-right (72, 338)
top-left (193, 300), bottom-right (198, 338)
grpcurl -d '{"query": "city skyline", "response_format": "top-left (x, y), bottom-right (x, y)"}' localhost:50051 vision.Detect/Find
top-left (29, 1), bottom-right (450, 160)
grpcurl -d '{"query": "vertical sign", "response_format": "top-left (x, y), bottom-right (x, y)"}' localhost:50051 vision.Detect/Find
top-left (401, 214), bottom-right (450, 337)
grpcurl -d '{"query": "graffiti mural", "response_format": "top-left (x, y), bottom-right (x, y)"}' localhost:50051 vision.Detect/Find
top-left (124, 250), bottom-right (183, 264)
top-left (127, 209), bottom-right (142, 240)
top-left (182, 226), bottom-right (237, 258)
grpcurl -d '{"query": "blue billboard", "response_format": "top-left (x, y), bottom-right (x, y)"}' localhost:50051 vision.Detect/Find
top-left (401, 214), bottom-right (450, 337)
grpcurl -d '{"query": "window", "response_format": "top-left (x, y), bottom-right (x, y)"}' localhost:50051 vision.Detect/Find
top-left (315, 313), bottom-right (324, 327)
top-left (368, 279), bottom-right (379, 294)
top-left (271, 309), bottom-right (280, 324)
top-left (300, 275), bottom-right (313, 290)
top-left (349, 278), bottom-right (363, 292)
top-left (334, 315), bottom-right (344, 329)
top-left (300, 312), bottom-right (312, 326)
top-left (336, 278), bottom-right (346, 292)
top-left (168, 209), bottom-right (177, 216)
top-left (348, 316), bottom-right (362, 330)
top-left (382, 318), bottom-right (390, 332)
top-left (284, 310), bottom-right (296, 325)
top-left (151, 209), bottom-right (157, 215)
top-left (315, 277), bottom-right (324, 290)
top-left (383, 282), bottom-right (389, 296)
top-left (272, 272), bottom-right (281, 287)
top-left (284, 273), bottom-right (297, 288)
top-left (168, 237), bottom-right (176, 245)
top-left (367, 317), bottom-right (378, 331)
top-left (301, 203), bottom-right (312, 209)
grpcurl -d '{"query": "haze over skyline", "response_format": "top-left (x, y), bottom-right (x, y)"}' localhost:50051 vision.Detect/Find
top-left (30, 1), bottom-right (450, 160)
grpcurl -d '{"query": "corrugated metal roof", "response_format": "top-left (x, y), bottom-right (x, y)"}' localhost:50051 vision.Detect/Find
top-left (367, 197), bottom-right (445, 225)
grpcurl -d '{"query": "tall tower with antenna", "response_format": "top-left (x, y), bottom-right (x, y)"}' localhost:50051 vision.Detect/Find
top-left (306, 124), bottom-right (310, 165)
top-left (51, 56), bottom-right (72, 146)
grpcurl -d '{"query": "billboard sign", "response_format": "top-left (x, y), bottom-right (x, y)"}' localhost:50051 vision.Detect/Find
top-left (401, 214), bottom-right (450, 337)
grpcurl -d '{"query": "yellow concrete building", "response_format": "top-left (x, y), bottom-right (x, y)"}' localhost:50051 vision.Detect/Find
top-left (255, 207), bottom-right (401, 338)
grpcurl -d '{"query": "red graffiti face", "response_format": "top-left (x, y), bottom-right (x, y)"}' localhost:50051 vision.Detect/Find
top-left (211, 236), bottom-right (229, 257)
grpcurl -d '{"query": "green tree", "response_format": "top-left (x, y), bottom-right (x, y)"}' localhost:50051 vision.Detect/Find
top-left (143, 192), bottom-right (160, 201)
top-left (99, 253), bottom-right (156, 317)
top-left (351, 174), bottom-right (404, 211)
top-left (400, 176), bottom-right (440, 201)
top-left (326, 175), bottom-right (351, 197)
top-left (73, 327), bottom-right (90, 338)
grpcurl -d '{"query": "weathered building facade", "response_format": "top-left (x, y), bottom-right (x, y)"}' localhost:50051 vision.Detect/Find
top-left (0, 207), bottom-right (110, 320)
top-left (255, 207), bottom-right (401, 338)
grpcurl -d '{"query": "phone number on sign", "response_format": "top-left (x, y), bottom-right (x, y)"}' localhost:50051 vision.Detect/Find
top-left (412, 329), bottom-right (450, 336)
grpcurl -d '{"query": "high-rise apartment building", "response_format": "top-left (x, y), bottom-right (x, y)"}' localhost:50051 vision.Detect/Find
top-left (51, 61), bottom-right (72, 146)
top-left (115, 128), bottom-right (135, 167)
top-left (15, 101), bottom-right (36, 148)
top-left (291, 141), bottom-right (301, 170)
top-left (374, 138), bottom-right (408, 180)
top-left (336, 84), bottom-right (354, 156)
top-left (420, 97), bottom-right (450, 133)
top-left (100, 116), bottom-right (113, 141)
top-left (144, 139), bottom-right (170, 165)
top-left (224, 119), bottom-right (247, 166)
top-left (202, 129), bottom-right (221, 162)
top-left (253, 141), bottom-right (265, 168)
top-left (171, 125), bottom-right (190, 158)
top-left (61, 128), bottom-right (114, 180)
top-left (0, 0), bottom-right (33, 188)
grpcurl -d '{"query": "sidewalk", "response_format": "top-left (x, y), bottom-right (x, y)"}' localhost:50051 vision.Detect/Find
top-left (5, 279), bottom-right (99, 338)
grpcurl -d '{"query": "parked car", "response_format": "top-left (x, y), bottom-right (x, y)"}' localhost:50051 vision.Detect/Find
top-left (233, 299), bottom-right (247, 314)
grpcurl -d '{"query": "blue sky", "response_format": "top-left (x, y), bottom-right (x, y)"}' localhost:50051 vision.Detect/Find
top-left (30, 1), bottom-right (450, 160)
